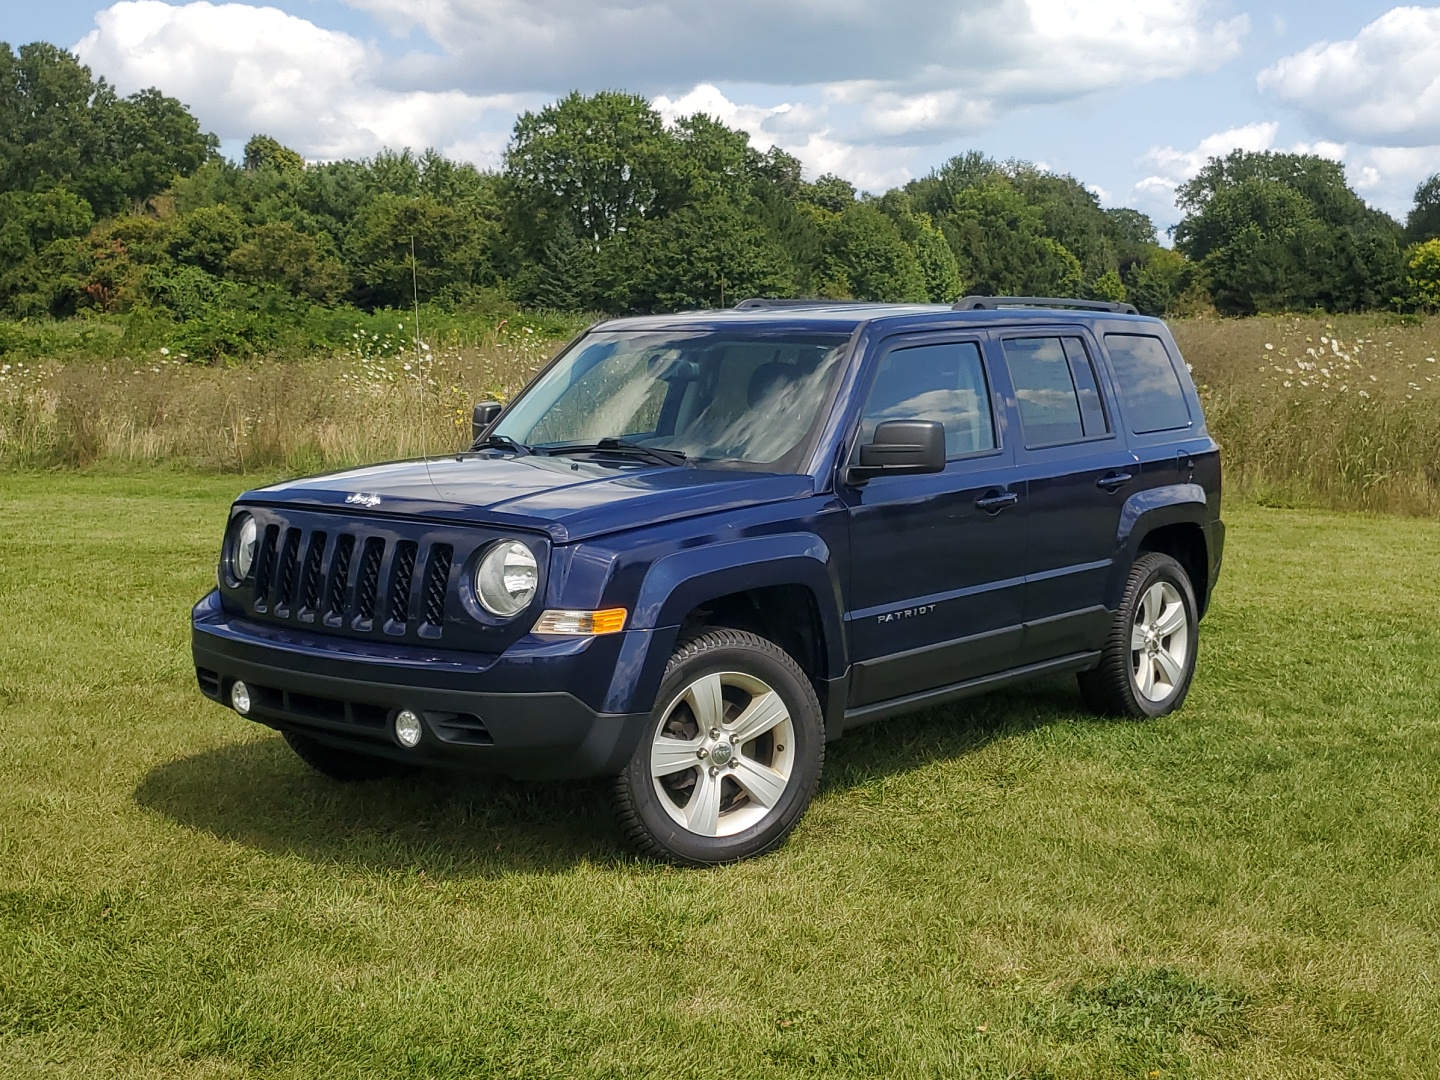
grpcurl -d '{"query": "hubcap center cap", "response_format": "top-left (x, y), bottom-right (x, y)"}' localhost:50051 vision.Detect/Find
top-left (709, 740), bottom-right (734, 767)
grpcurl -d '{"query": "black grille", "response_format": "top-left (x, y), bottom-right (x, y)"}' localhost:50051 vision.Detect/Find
top-left (387, 541), bottom-right (418, 627)
top-left (421, 545), bottom-right (453, 628)
top-left (324, 534), bottom-right (355, 621)
top-left (354, 537), bottom-right (385, 624)
top-left (298, 531), bottom-right (327, 618)
top-left (273, 528), bottom-right (302, 614)
top-left (252, 524), bottom-right (279, 608)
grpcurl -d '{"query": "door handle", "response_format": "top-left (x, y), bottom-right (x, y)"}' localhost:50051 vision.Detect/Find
top-left (975, 490), bottom-right (1019, 513)
top-left (1096, 471), bottom-right (1133, 492)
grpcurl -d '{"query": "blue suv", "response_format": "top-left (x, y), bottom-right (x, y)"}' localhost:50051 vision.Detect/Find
top-left (193, 296), bottom-right (1224, 864)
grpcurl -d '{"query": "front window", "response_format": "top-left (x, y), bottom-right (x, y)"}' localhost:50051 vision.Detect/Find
top-left (493, 330), bottom-right (851, 469)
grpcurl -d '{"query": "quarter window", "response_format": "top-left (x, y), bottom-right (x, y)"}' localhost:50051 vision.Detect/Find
top-left (1003, 336), bottom-right (1111, 448)
top-left (1103, 334), bottom-right (1192, 434)
top-left (859, 341), bottom-right (996, 458)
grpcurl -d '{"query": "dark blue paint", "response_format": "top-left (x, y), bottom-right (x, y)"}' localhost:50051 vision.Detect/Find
top-left (193, 302), bottom-right (1223, 779)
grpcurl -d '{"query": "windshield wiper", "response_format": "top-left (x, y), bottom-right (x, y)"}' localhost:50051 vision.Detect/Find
top-left (470, 433), bottom-right (532, 455)
top-left (541, 438), bottom-right (688, 467)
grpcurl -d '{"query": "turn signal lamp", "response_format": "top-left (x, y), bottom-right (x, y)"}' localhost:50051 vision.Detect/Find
top-left (532, 608), bottom-right (628, 636)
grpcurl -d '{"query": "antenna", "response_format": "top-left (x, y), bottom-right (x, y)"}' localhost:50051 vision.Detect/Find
top-left (410, 236), bottom-right (436, 491)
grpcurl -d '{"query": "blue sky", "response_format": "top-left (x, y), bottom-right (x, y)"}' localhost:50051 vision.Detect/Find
top-left (6, 1), bottom-right (1439, 231)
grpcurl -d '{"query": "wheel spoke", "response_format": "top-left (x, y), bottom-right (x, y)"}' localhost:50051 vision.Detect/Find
top-left (1135, 653), bottom-right (1154, 695)
top-left (1142, 585), bottom-right (1162, 625)
top-left (728, 690), bottom-right (789, 744)
top-left (651, 736), bottom-right (704, 778)
top-left (1154, 601), bottom-right (1187, 639)
top-left (683, 769), bottom-right (723, 835)
top-left (733, 757), bottom-right (789, 809)
top-left (1130, 623), bottom-right (1149, 652)
top-left (684, 673), bottom-right (726, 731)
top-left (1154, 646), bottom-right (1183, 688)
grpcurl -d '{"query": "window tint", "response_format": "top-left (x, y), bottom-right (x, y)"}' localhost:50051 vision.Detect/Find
top-left (1104, 334), bottom-right (1192, 433)
top-left (860, 341), bottom-right (996, 457)
top-left (1063, 337), bottom-right (1110, 437)
top-left (1003, 337), bottom-right (1087, 447)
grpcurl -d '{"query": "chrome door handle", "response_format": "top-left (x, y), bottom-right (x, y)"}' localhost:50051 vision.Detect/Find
top-left (975, 490), bottom-right (1019, 513)
top-left (1096, 472), bottom-right (1133, 492)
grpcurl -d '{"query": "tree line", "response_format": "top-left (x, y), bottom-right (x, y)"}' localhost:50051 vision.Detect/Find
top-left (5, 40), bottom-right (1440, 359)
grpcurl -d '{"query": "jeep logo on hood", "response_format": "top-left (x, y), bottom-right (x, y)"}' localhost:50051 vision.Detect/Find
top-left (345, 492), bottom-right (382, 508)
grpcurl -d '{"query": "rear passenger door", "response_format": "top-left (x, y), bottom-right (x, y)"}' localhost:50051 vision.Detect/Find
top-left (841, 333), bottom-right (1026, 708)
top-left (1101, 331), bottom-right (1205, 501)
top-left (998, 332), bottom-right (1138, 660)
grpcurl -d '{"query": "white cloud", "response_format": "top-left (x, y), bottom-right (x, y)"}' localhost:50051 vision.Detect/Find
top-left (1258, 6), bottom-right (1440, 147)
top-left (75, 1), bottom-right (531, 164)
top-left (347, 0), bottom-right (1246, 142)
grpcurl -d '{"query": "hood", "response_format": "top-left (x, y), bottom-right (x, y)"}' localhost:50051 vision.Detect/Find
top-left (240, 453), bottom-right (815, 543)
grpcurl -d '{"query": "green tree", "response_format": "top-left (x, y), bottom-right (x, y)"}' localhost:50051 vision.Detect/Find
top-left (1123, 247), bottom-right (1195, 317)
top-left (822, 204), bottom-right (927, 302)
top-left (0, 42), bottom-right (215, 215)
top-left (243, 135), bottom-right (305, 174)
top-left (1175, 150), bottom-right (1402, 314)
top-left (0, 187), bottom-right (93, 315)
top-left (169, 204), bottom-right (247, 275)
top-left (601, 198), bottom-right (794, 312)
top-left (1404, 239), bottom-right (1440, 309)
top-left (1406, 175), bottom-right (1440, 244)
top-left (505, 91), bottom-right (673, 250)
top-left (347, 194), bottom-right (495, 307)
top-left (944, 181), bottom-right (1083, 297)
top-left (229, 221), bottom-right (346, 302)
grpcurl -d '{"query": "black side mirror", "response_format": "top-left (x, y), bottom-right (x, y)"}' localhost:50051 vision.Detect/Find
top-left (845, 420), bottom-right (946, 485)
top-left (472, 401), bottom-right (503, 443)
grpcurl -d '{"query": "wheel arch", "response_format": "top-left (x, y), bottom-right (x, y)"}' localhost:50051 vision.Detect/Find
top-left (1110, 483), bottom-right (1213, 616)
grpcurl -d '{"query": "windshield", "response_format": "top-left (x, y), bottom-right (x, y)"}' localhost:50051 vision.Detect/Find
top-left (492, 330), bottom-right (851, 470)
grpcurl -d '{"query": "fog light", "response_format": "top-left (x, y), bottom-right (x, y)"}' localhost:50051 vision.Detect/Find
top-left (394, 709), bottom-right (424, 748)
top-left (230, 680), bottom-right (252, 715)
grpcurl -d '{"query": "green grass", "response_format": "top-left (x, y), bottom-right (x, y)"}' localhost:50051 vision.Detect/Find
top-left (2, 472), bottom-right (1438, 1078)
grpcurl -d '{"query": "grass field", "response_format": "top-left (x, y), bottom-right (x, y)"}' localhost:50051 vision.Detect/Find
top-left (2, 474), bottom-right (1439, 1078)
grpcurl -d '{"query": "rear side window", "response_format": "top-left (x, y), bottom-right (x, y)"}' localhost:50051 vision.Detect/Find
top-left (860, 340), bottom-right (996, 457)
top-left (1104, 334), bottom-right (1192, 434)
top-left (1002, 336), bottom-right (1111, 448)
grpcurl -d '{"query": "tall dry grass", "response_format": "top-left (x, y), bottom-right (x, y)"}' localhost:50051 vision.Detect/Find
top-left (3, 313), bottom-right (1439, 513)
top-left (0, 327), bottom-right (557, 474)
top-left (1174, 314), bottom-right (1440, 515)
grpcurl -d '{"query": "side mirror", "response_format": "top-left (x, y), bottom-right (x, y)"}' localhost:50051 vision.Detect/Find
top-left (472, 401), bottom-right (503, 442)
top-left (845, 420), bottom-right (946, 485)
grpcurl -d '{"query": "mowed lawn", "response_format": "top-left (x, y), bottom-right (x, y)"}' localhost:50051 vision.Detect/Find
top-left (1, 473), bottom-right (1438, 1079)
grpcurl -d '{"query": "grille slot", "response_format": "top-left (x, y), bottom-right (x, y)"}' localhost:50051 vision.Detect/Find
top-left (386, 541), bottom-right (418, 629)
top-left (353, 537), bottom-right (385, 626)
top-left (252, 524), bottom-right (280, 609)
top-left (273, 528), bottom-right (302, 614)
top-left (298, 531), bottom-right (327, 619)
top-left (421, 544), bottom-right (453, 629)
top-left (323, 534), bottom-right (355, 623)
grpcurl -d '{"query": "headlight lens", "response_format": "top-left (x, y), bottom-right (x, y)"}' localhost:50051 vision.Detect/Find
top-left (227, 513), bottom-right (258, 583)
top-left (475, 540), bottom-right (538, 616)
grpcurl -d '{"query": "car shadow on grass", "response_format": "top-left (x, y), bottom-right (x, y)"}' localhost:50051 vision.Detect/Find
top-left (134, 677), bottom-right (1102, 877)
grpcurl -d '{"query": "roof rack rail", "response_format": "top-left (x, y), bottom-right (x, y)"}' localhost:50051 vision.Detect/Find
top-left (953, 295), bottom-right (1140, 316)
top-left (733, 298), bottom-right (875, 310)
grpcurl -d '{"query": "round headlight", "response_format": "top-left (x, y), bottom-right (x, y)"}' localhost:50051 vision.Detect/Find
top-left (475, 540), bottom-right (538, 617)
top-left (228, 513), bottom-right (258, 583)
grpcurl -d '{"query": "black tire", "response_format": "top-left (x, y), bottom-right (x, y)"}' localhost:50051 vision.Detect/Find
top-left (1078, 552), bottom-right (1199, 719)
top-left (610, 629), bottom-right (825, 866)
top-left (283, 730), bottom-right (406, 782)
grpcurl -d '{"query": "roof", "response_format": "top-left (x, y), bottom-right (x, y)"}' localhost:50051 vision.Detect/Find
top-left (593, 299), bottom-right (1159, 337)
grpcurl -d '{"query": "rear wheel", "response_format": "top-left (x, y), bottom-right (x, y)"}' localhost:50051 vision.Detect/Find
top-left (283, 730), bottom-right (405, 782)
top-left (1079, 552), bottom-right (1199, 719)
top-left (610, 629), bottom-right (825, 865)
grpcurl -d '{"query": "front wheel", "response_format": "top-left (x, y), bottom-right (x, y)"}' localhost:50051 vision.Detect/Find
top-left (1078, 552), bottom-right (1199, 719)
top-left (610, 629), bottom-right (825, 866)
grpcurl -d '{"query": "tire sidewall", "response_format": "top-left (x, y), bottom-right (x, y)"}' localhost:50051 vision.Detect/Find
top-left (620, 633), bottom-right (823, 865)
top-left (1123, 554), bottom-right (1199, 718)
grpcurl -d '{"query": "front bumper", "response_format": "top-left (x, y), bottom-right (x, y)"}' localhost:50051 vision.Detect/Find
top-left (191, 592), bottom-right (649, 779)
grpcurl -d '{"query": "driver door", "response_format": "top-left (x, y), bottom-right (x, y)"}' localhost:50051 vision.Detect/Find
top-left (841, 333), bottom-right (1027, 708)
